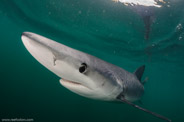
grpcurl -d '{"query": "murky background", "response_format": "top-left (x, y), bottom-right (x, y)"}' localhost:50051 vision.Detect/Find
top-left (0, 0), bottom-right (184, 121)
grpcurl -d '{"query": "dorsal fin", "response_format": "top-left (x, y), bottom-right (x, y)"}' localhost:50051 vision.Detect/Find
top-left (134, 65), bottom-right (145, 81)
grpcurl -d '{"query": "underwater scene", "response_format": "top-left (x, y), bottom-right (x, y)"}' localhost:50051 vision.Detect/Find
top-left (0, 0), bottom-right (184, 122)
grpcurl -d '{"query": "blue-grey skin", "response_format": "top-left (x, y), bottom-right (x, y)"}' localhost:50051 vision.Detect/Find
top-left (21, 32), bottom-right (144, 102)
top-left (21, 32), bottom-right (171, 122)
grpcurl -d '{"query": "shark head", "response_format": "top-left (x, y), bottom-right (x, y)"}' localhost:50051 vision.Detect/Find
top-left (21, 32), bottom-right (144, 101)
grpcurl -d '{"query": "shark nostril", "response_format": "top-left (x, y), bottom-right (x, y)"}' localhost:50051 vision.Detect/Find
top-left (79, 63), bottom-right (87, 73)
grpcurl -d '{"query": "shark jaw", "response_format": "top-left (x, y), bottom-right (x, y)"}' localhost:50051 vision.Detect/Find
top-left (60, 79), bottom-right (90, 91)
top-left (59, 78), bottom-right (93, 97)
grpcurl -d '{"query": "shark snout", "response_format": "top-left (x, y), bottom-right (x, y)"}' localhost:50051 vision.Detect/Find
top-left (21, 32), bottom-right (95, 94)
top-left (22, 32), bottom-right (32, 38)
top-left (21, 32), bottom-right (68, 78)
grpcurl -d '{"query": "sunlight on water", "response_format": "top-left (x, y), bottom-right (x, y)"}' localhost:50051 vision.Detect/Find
top-left (112, 0), bottom-right (165, 7)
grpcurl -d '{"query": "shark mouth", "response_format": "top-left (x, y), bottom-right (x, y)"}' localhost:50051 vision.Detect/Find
top-left (61, 79), bottom-right (81, 86)
top-left (59, 79), bottom-right (90, 90)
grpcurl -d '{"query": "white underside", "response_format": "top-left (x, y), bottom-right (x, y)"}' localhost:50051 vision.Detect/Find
top-left (60, 79), bottom-right (120, 101)
top-left (60, 79), bottom-right (93, 97)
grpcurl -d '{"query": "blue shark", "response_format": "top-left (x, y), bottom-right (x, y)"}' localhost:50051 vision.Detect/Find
top-left (21, 32), bottom-right (171, 122)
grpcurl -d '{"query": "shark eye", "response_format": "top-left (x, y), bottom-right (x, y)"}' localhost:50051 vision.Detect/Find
top-left (79, 63), bottom-right (87, 73)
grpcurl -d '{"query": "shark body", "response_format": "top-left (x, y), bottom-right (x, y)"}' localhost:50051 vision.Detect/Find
top-left (21, 32), bottom-right (171, 122)
top-left (21, 32), bottom-right (144, 102)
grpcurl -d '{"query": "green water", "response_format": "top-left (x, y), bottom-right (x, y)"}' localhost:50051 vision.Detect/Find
top-left (0, 0), bottom-right (184, 122)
